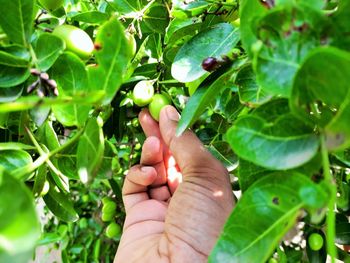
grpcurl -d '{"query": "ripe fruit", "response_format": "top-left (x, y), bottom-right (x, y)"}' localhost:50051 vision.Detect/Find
top-left (132, 80), bottom-right (154, 107)
top-left (38, 0), bottom-right (64, 11)
top-left (202, 57), bottom-right (219, 72)
top-left (53, 25), bottom-right (94, 59)
top-left (105, 222), bottom-right (121, 238)
top-left (308, 233), bottom-right (324, 251)
top-left (148, 93), bottom-right (171, 121)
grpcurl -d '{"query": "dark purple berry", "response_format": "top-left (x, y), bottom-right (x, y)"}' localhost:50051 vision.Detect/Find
top-left (202, 57), bottom-right (218, 72)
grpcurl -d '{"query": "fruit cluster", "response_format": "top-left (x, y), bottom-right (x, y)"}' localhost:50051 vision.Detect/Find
top-left (132, 80), bottom-right (171, 121)
top-left (101, 197), bottom-right (121, 239)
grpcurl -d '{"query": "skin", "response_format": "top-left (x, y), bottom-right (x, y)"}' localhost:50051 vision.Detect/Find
top-left (114, 106), bottom-right (234, 263)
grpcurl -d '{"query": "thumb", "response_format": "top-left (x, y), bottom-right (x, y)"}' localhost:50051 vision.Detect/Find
top-left (159, 106), bottom-right (224, 175)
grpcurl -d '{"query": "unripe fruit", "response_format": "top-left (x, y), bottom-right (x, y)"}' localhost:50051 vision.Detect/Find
top-left (308, 233), bottom-right (324, 251)
top-left (53, 25), bottom-right (94, 59)
top-left (126, 33), bottom-right (137, 56)
top-left (38, 0), bottom-right (64, 11)
top-left (105, 222), bottom-right (121, 238)
top-left (102, 196), bottom-right (113, 205)
top-left (148, 93), bottom-right (171, 121)
top-left (133, 80), bottom-right (154, 107)
top-left (101, 211), bottom-right (115, 222)
top-left (102, 201), bottom-right (117, 214)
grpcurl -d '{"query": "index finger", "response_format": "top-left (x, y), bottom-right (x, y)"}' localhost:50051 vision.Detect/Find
top-left (139, 109), bottom-right (161, 138)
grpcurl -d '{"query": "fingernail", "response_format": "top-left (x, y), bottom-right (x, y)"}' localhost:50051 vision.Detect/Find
top-left (166, 106), bottom-right (180, 122)
top-left (141, 166), bottom-right (154, 173)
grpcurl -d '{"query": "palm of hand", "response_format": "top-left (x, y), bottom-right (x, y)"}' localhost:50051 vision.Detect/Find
top-left (115, 107), bottom-right (234, 263)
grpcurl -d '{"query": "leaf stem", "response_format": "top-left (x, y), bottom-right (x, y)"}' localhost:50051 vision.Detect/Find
top-left (29, 44), bottom-right (40, 69)
top-left (321, 134), bottom-right (337, 262)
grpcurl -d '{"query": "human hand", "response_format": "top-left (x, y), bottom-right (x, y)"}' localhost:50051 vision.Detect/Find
top-left (114, 106), bottom-right (234, 263)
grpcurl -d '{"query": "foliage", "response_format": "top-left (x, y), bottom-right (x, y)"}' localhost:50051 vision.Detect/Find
top-left (0, 0), bottom-right (349, 262)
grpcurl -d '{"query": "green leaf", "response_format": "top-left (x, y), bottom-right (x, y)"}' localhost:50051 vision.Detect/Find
top-left (77, 117), bottom-right (104, 182)
top-left (69, 11), bottom-right (109, 24)
top-left (0, 143), bottom-right (34, 151)
top-left (0, 51), bottom-right (29, 67)
top-left (171, 23), bottom-right (240, 83)
top-left (0, 172), bottom-right (40, 262)
top-left (108, 0), bottom-right (140, 15)
top-left (96, 140), bottom-right (120, 179)
top-left (0, 0), bottom-right (34, 45)
top-left (238, 158), bottom-right (270, 192)
top-left (0, 150), bottom-right (33, 176)
top-left (0, 49), bottom-right (30, 87)
top-left (239, 0), bottom-right (268, 56)
top-left (32, 164), bottom-right (47, 197)
top-left (141, 3), bottom-right (169, 34)
top-left (92, 17), bottom-right (134, 105)
top-left (291, 47), bottom-right (350, 150)
top-left (34, 33), bottom-right (65, 71)
top-left (209, 172), bottom-right (328, 263)
top-left (253, 5), bottom-right (326, 97)
top-left (226, 113), bottom-right (319, 170)
top-left (165, 17), bottom-right (201, 45)
top-left (0, 92), bottom-right (104, 113)
top-left (50, 52), bottom-right (91, 127)
top-left (235, 64), bottom-right (272, 107)
top-left (0, 85), bottom-right (23, 102)
top-left (336, 222), bottom-right (350, 245)
top-left (176, 63), bottom-right (236, 136)
top-left (43, 182), bottom-right (79, 222)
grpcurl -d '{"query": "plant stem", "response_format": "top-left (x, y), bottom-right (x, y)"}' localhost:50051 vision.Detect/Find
top-left (49, 129), bottom-right (84, 157)
top-left (321, 134), bottom-right (337, 262)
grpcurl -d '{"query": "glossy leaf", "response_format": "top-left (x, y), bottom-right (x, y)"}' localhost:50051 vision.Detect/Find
top-left (0, 50), bottom-right (30, 88)
top-left (50, 52), bottom-right (90, 127)
top-left (253, 5), bottom-right (326, 97)
top-left (0, 150), bottom-right (33, 175)
top-left (0, 172), bottom-right (40, 262)
top-left (291, 47), bottom-right (350, 150)
top-left (226, 114), bottom-right (319, 170)
top-left (142, 3), bottom-right (169, 34)
top-left (43, 182), bottom-right (79, 222)
top-left (336, 222), bottom-right (350, 245)
top-left (77, 117), bottom-right (104, 182)
top-left (176, 63), bottom-right (236, 136)
top-left (235, 64), bottom-right (272, 107)
top-left (172, 23), bottom-right (239, 83)
top-left (209, 172), bottom-right (328, 263)
top-left (96, 140), bottom-right (120, 179)
top-left (70, 11), bottom-right (109, 24)
top-left (0, 0), bottom-right (34, 45)
top-left (92, 17), bottom-right (134, 105)
top-left (34, 33), bottom-right (65, 71)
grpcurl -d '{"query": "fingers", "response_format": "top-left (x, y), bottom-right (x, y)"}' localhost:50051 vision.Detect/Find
top-left (140, 136), bottom-right (162, 165)
top-left (140, 136), bottom-right (167, 186)
top-left (122, 165), bottom-right (157, 212)
top-left (139, 109), bottom-right (162, 138)
top-left (159, 106), bottom-right (220, 174)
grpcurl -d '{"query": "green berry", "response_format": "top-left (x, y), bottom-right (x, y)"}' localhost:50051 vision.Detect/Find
top-left (308, 233), bottom-right (324, 251)
top-left (102, 201), bottom-right (117, 214)
top-left (106, 222), bottom-right (121, 238)
top-left (148, 93), bottom-right (171, 121)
